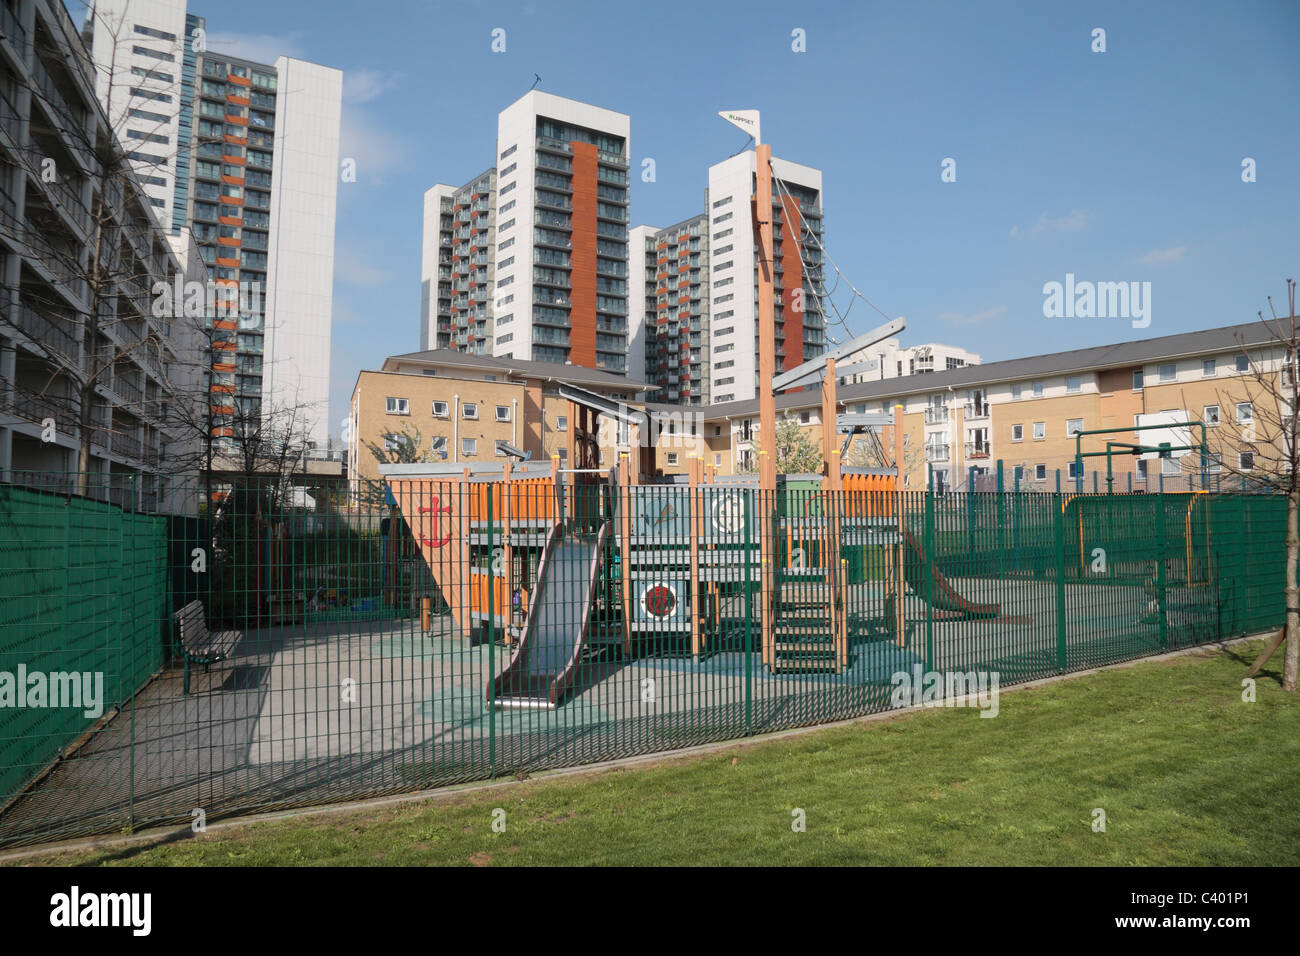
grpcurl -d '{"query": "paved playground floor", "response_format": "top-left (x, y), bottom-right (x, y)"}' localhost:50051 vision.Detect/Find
top-left (0, 575), bottom-right (1219, 848)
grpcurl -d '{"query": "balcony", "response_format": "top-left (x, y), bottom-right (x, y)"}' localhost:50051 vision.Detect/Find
top-left (925, 443), bottom-right (950, 463)
top-left (536, 136), bottom-right (573, 154)
top-left (964, 441), bottom-right (991, 460)
top-left (964, 402), bottom-right (990, 420)
top-left (0, 376), bottom-right (81, 436)
top-left (924, 406), bottom-right (949, 424)
top-left (15, 303), bottom-right (79, 360)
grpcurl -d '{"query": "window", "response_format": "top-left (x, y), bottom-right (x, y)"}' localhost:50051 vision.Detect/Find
top-left (1065, 375), bottom-right (1082, 394)
top-left (1011, 424), bottom-right (1024, 442)
top-left (1236, 354), bottom-right (1250, 372)
top-left (495, 405), bottom-right (511, 422)
top-left (1159, 363), bottom-right (1176, 382)
top-left (462, 438), bottom-right (477, 456)
top-left (1202, 358), bottom-right (1216, 376)
top-left (1239, 451), bottom-right (1254, 471)
top-left (714, 454), bottom-right (722, 467)
top-left (1236, 402), bottom-right (1253, 425)
top-left (1204, 405), bottom-right (1220, 426)
top-left (386, 397), bottom-right (409, 415)
top-left (1033, 422), bottom-right (1046, 440)
top-left (432, 401), bottom-right (449, 418)
top-left (1066, 418), bottom-right (1083, 437)
top-left (1011, 383), bottom-right (1022, 401)
top-left (799, 411), bottom-right (811, 424)
top-left (430, 436), bottom-right (447, 456)
top-left (1161, 457), bottom-right (1182, 476)
top-left (1068, 461), bottom-right (1079, 479)
top-left (556, 416), bottom-right (567, 432)
top-left (666, 453), bottom-right (679, 466)
top-left (1136, 459), bottom-right (1148, 480)
top-left (1208, 452), bottom-right (1223, 473)
top-left (1032, 381), bottom-right (1044, 398)
top-left (1132, 369), bottom-right (1144, 390)
top-left (1034, 464), bottom-right (1047, 481)
top-left (133, 45), bottom-right (174, 62)
top-left (463, 403), bottom-right (478, 420)
top-left (1013, 465), bottom-right (1024, 482)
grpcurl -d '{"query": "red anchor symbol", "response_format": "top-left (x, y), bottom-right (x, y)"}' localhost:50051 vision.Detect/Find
top-left (419, 496), bottom-right (453, 548)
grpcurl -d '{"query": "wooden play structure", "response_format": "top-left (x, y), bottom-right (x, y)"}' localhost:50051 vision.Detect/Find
top-left (378, 125), bottom-right (1002, 704)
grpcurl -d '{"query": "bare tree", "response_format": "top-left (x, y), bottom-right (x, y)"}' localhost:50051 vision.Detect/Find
top-left (1203, 279), bottom-right (1299, 692)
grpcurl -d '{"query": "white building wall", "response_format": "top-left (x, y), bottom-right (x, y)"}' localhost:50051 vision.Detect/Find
top-left (420, 183), bottom-right (454, 351)
top-left (626, 223), bottom-right (658, 386)
top-left (262, 56), bottom-right (342, 447)
top-left (706, 151), bottom-right (822, 403)
top-left (493, 91), bottom-right (630, 366)
top-left (87, 0), bottom-right (189, 227)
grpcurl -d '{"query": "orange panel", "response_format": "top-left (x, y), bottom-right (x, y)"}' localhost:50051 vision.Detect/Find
top-left (220, 174), bottom-right (245, 186)
top-left (227, 74), bottom-right (252, 86)
top-left (221, 154), bottom-right (246, 165)
top-left (218, 215), bottom-right (242, 226)
top-left (226, 94), bottom-right (250, 106)
top-left (779, 197), bottom-right (804, 370)
top-left (224, 115), bottom-right (248, 126)
top-left (568, 141), bottom-right (599, 368)
top-left (217, 236), bottom-right (240, 247)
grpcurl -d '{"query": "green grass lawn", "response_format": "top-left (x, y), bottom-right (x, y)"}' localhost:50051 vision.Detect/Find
top-left (15, 638), bottom-right (1300, 867)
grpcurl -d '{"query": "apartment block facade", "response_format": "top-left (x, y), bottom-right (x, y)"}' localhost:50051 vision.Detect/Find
top-left (0, 0), bottom-right (203, 506)
top-left (87, 0), bottom-right (342, 447)
top-left (419, 169), bottom-right (496, 354)
top-left (704, 151), bottom-right (827, 403)
top-left (348, 349), bottom-right (648, 486)
top-left (640, 322), bottom-right (1288, 491)
top-left (421, 93), bottom-right (632, 375)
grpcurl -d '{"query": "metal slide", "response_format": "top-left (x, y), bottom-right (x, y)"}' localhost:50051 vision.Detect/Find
top-left (489, 520), bottom-right (610, 709)
top-left (900, 530), bottom-right (1001, 619)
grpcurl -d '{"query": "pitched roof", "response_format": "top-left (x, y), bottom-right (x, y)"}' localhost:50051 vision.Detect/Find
top-left (646, 320), bottom-right (1280, 420)
top-left (382, 349), bottom-right (651, 393)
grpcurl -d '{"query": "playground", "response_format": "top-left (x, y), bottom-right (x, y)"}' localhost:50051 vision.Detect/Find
top-left (0, 143), bottom-right (1285, 850)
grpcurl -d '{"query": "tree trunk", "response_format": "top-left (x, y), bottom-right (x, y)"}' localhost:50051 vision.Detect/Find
top-left (1286, 490), bottom-right (1299, 691)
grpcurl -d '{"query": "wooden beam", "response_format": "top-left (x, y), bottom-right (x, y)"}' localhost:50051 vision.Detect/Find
top-left (755, 144), bottom-right (776, 669)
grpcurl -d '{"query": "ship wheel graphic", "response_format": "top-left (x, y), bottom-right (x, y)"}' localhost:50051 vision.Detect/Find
top-left (710, 492), bottom-right (745, 534)
top-left (642, 582), bottom-right (678, 618)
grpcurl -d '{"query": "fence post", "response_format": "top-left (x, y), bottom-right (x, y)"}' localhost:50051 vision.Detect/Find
top-left (1053, 490), bottom-right (1068, 673)
top-left (996, 460), bottom-right (1005, 580)
top-left (744, 485), bottom-right (753, 735)
top-left (487, 482), bottom-right (496, 776)
top-left (1155, 494), bottom-right (1168, 650)
top-left (924, 483), bottom-right (935, 667)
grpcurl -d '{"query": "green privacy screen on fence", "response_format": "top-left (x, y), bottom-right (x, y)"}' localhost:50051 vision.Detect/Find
top-left (0, 483), bottom-right (167, 809)
top-left (0, 474), bottom-right (1290, 849)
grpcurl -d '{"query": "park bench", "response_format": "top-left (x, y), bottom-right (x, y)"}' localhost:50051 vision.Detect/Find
top-left (173, 600), bottom-right (241, 695)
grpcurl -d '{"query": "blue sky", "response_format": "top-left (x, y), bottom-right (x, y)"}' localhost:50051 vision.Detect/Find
top-left (195, 0), bottom-right (1299, 437)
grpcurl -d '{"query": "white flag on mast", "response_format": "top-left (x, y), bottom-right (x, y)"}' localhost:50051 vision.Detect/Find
top-left (718, 109), bottom-right (760, 146)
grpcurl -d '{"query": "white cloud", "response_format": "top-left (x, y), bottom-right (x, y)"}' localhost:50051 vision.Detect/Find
top-left (202, 30), bottom-right (307, 65)
top-left (1137, 245), bottom-right (1188, 264)
top-left (938, 305), bottom-right (1008, 325)
top-left (334, 250), bottom-right (392, 287)
top-left (1031, 209), bottom-right (1091, 235)
top-left (339, 103), bottom-right (414, 180)
top-left (1011, 209), bottom-right (1092, 239)
top-left (343, 69), bottom-right (401, 104)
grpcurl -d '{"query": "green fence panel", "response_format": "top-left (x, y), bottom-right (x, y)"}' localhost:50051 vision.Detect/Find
top-left (0, 474), bottom-right (1292, 849)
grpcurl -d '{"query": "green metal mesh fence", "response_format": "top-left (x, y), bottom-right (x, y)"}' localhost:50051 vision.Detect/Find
top-left (0, 473), bottom-right (1290, 848)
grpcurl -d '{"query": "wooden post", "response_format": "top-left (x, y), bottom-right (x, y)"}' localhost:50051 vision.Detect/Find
top-left (755, 143), bottom-right (777, 670)
top-left (619, 453), bottom-right (634, 654)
